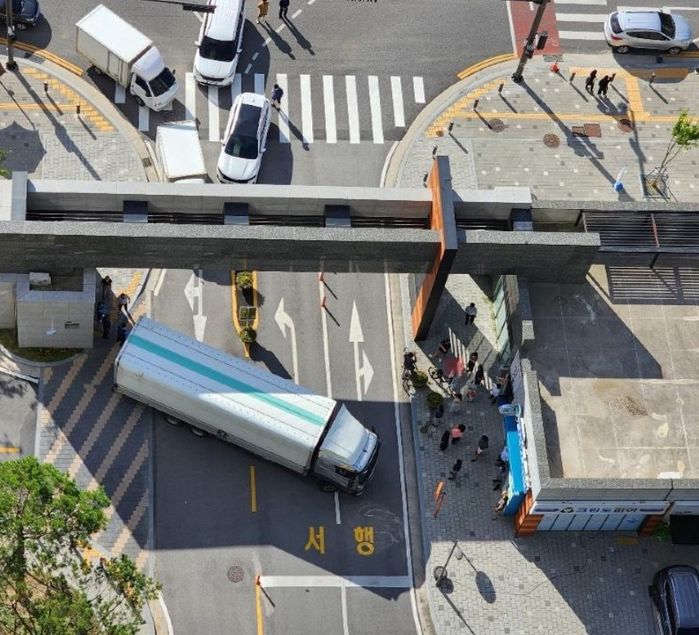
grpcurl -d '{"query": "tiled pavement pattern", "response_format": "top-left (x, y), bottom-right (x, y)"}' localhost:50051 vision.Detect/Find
top-left (401, 274), bottom-right (699, 635)
top-left (398, 55), bottom-right (699, 202)
top-left (38, 269), bottom-right (153, 570)
top-left (0, 58), bottom-right (145, 181)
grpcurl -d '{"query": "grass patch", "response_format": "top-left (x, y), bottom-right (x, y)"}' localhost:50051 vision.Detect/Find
top-left (0, 329), bottom-right (81, 363)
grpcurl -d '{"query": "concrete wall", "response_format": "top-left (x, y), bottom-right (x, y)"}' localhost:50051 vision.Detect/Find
top-left (0, 274), bottom-right (19, 328)
top-left (453, 187), bottom-right (532, 220)
top-left (502, 275), bottom-right (535, 351)
top-left (16, 269), bottom-right (96, 348)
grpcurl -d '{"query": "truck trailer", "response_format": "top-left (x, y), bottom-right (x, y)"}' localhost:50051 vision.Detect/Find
top-left (155, 121), bottom-right (207, 183)
top-left (114, 318), bottom-right (380, 494)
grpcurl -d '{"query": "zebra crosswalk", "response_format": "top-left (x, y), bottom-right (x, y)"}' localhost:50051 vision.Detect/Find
top-left (555, 0), bottom-right (610, 53)
top-left (122, 72), bottom-right (427, 145)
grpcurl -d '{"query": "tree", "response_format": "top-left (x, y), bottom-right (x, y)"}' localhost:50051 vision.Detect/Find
top-left (656, 109), bottom-right (699, 175)
top-left (0, 149), bottom-right (8, 179)
top-left (0, 457), bottom-right (160, 635)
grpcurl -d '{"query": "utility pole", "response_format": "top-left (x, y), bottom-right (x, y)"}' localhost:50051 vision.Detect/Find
top-left (511, 0), bottom-right (550, 83)
top-left (6, 0), bottom-right (17, 71)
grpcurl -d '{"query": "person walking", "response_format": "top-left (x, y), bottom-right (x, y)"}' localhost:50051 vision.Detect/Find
top-left (584, 69), bottom-right (597, 93)
top-left (256, 0), bottom-right (269, 23)
top-left (473, 364), bottom-right (485, 387)
top-left (464, 302), bottom-right (477, 325)
top-left (439, 430), bottom-right (450, 453)
top-left (466, 351), bottom-right (478, 375)
top-left (448, 459), bottom-right (463, 481)
top-left (492, 490), bottom-right (509, 520)
top-left (279, 0), bottom-right (289, 19)
top-left (271, 83), bottom-right (284, 110)
top-left (100, 275), bottom-right (112, 301)
top-left (597, 75), bottom-right (611, 97)
top-left (450, 423), bottom-right (466, 445)
top-left (116, 321), bottom-right (128, 346)
top-left (471, 434), bottom-right (489, 461)
top-left (117, 292), bottom-right (130, 314)
top-left (101, 314), bottom-right (111, 340)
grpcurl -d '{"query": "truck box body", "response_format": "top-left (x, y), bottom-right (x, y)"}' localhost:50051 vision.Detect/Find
top-left (155, 121), bottom-right (207, 183)
top-left (76, 5), bottom-right (152, 87)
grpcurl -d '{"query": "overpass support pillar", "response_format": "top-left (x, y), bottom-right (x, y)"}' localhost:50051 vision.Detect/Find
top-left (411, 156), bottom-right (458, 341)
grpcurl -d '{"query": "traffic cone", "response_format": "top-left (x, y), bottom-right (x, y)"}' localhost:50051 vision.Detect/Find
top-left (550, 61), bottom-right (560, 74)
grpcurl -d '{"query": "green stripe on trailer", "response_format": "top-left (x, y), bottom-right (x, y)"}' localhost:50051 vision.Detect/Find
top-left (130, 334), bottom-right (326, 428)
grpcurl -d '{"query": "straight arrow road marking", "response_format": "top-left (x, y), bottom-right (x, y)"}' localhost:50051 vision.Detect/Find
top-left (184, 269), bottom-right (207, 341)
top-left (349, 301), bottom-right (374, 399)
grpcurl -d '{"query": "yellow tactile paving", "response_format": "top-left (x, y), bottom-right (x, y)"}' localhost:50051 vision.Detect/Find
top-left (134, 549), bottom-right (149, 572)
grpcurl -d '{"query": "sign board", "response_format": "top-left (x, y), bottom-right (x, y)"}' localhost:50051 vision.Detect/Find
top-left (531, 500), bottom-right (669, 515)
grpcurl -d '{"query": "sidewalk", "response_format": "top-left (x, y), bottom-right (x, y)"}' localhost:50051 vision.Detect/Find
top-left (0, 53), bottom-right (150, 181)
top-left (387, 52), bottom-right (699, 202)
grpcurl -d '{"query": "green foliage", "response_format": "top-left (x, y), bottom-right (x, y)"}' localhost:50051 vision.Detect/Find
top-left (0, 149), bottom-right (8, 179)
top-left (235, 271), bottom-right (254, 290)
top-left (411, 370), bottom-right (428, 388)
top-left (0, 457), bottom-right (160, 635)
top-left (426, 390), bottom-right (444, 409)
top-left (657, 109), bottom-right (699, 173)
top-left (239, 326), bottom-right (257, 344)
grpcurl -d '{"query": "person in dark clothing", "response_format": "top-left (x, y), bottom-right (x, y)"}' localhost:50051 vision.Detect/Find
top-left (466, 351), bottom-right (478, 375)
top-left (101, 314), bottom-right (111, 339)
top-left (450, 423), bottom-right (466, 445)
top-left (471, 434), bottom-right (489, 461)
top-left (597, 75), bottom-right (611, 97)
top-left (473, 364), bottom-right (485, 386)
top-left (101, 275), bottom-right (112, 301)
top-left (271, 83), bottom-right (284, 110)
top-left (117, 321), bottom-right (128, 346)
top-left (279, 0), bottom-right (289, 19)
top-left (584, 69), bottom-right (597, 93)
top-left (439, 431), bottom-right (450, 452)
top-left (403, 349), bottom-right (417, 373)
top-left (448, 459), bottom-right (463, 481)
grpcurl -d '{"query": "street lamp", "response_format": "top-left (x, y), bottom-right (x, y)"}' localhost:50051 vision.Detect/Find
top-left (510, 0), bottom-right (550, 83)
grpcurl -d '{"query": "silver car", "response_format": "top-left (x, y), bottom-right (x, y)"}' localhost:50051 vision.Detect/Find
top-left (604, 10), bottom-right (693, 55)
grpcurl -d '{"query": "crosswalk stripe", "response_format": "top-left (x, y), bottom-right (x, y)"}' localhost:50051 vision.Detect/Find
top-left (558, 30), bottom-right (607, 40)
top-left (231, 73), bottom-right (242, 104)
top-left (277, 73), bottom-right (290, 143)
top-left (322, 75), bottom-right (337, 144)
top-left (300, 74), bottom-right (313, 144)
top-left (555, 0), bottom-right (607, 4)
top-left (390, 76), bottom-right (405, 128)
top-left (115, 85), bottom-right (126, 104)
top-left (345, 75), bottom-right (360, 144)
top-left (185, 72), bottom-right (195, 120)
top-left (413, 76), bottom-right (425, 104)
top-left (368, 75), bottom-right (383, 144)
top-left (208, 86), bottom-right (220, 142)
top-left (138, 106), bottom-right (149, 132)
top-left (556, 13), bottom-right (607, 21)
top-left (254, 73), bottom-right (265, 95)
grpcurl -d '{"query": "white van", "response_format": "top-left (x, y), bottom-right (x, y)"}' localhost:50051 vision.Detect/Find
top-left (193, 0), bottom-right (245, 86)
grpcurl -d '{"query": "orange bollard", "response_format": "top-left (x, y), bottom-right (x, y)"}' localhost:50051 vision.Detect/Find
top-left (320, 294), bottom-right (327, 309)
top-left (550, 61), bottom-right (560, 74)
top-left (318, 272), bottom-right (324, 283)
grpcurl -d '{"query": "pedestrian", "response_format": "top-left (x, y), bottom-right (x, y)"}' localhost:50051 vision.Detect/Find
top-left (271, 83), bottom-right (284, 110)
top-left (464, 302), bottom-right (477, 325)
top-left (473, 364), bottom-right (485, 386)
top-left (448, 459), bottom-right (463, 481)
top-left (471, 434), bottom-right (489, 461)
top-left (584, 69), bottom-right (597, 93)
top-left (100, 275), bottom-right (112, 300)
top-left (464, 382), bottom-right (477, 402)
top-left (101, 314), bottom-right (111, 339)
top-left (450, 423), bottom-right (466, 445)
top-left (597, 75), bottom-right (611, 97)
top-left (117, 292), bottom-right (130, 314)
top-left (256, 0), bottom-right (269, 23)
top-left (489, 382), bottom-right (501, 404)
top-left (279, 0), bottom-right (289, 19)
top-left (439, 431), bottom-right (450, 453)
top-left (492, 490), bottom-right (509, 520)
top-left (116, 321), bottom-right (128, 346)
top-left (466, 351), bottom-right (478, 375)
top-left (95, 301), bottom-right (107, 323)
top-left (430, 337), bottom-right (451, 360)
top-left (403, 348), bottom-right (417, 374)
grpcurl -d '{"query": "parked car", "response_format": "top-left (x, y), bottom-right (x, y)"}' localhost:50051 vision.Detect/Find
top-left (193, 0), bottom-right (245, 85)
top-left (0, 0), bottom-right (40, 29)
top-left (604, 10), bottom-right (693, 55)
top-left (217, 92), bottom-right (271, 184)
top-left (649, 565), bottom-right (699, 634)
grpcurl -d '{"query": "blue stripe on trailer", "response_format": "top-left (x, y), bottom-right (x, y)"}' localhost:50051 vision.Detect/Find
top-left (130, 334), bottom-right (326, 427)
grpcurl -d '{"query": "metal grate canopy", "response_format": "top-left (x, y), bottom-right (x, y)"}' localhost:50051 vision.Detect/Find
top-left (583, 212), bottom-right (699, 250)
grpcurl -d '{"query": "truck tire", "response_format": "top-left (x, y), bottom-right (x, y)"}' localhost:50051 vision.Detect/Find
top-left (165, 416), bottom-right (181, 427)
top-left (320, 482), bottom-right (338, 493)
top-left (189, 425), bottom-right (207, 438)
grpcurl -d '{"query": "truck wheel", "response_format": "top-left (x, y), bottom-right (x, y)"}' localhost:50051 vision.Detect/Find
top-left (135, 96), bottom-right (145, 107)
top-left (189, 425), bottom-right (207, 438)
top-left (165, 416), bottom-right (181, 427)
top-left (320, 482), bottom-right (338, 493)
top-left (93, 66), bottom-right (103, 76)
top-left (16, 23), bottom-right (27, 31)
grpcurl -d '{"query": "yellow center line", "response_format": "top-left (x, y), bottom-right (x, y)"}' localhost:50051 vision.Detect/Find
top-left (250, 465), bottom-right (257, 513)
top-left (0, 447), bottom-right (20, 453)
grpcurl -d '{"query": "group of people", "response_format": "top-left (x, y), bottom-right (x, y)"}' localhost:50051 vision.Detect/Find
top-left (96, 276), bottom-right (132, 346)
top-left (584, 70), bottom-right (615, 98)
top-left (255, 0), bottom-right (291, 24)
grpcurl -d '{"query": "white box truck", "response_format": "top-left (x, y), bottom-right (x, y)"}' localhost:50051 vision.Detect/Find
top-left (76, 4), bottom-right (178, 111)
top-left (115, 318), bottom-right (380, 494)
top-left (155, 121), bottom-right (207, 183)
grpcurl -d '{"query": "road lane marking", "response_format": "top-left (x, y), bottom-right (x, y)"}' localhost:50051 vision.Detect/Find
top-left (258, 575), bottom-right (412, 588)
top-left (341, 585), bottom-right (350, 635)
top-left (208, 86), bottom-right (220, 142)
top-left (322, 75), bottom-right (337, 144)
top-left (185, 72), bottom-right (195, 120)
top-left (345, 75), bottom-right (360, 143)
top-left (300, 74), bottom-right (313, 144)
top-left (334, 491), bottom-right (341, 524)
top-left (412, 76), bottom-right (425, 104)
top-left (368, 75), bottom-right (384, 143)
top-left (138, 106), bottom-right (149, 132)
top-left (292, 9), bottom-right (302, 18)
top-left (277, 73), bottom-right (290, 143)
top-left (255, 579), bottom-right (264, 635)
top-left (115, 85), bottom-right (126, 104)
top-left (254, 72), bottom-right (265, 95)
top-left (390, 76), bottom-right (405, 127)
top-left (244, 63), bottom-right (252, 74)
top-left (231, 73), bottom-right (242, 105)
top-left (250, 465), bottom-right (258, 513)
top-left (556, 13), bottom-right (608, 21)
top-left (154, 269), bottom-right (168, 297)
top-left (558, 30), bottom-right (607, 39)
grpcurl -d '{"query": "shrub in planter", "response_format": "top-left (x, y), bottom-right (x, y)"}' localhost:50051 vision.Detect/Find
top-left (238, 326), bottom-right (257, 344)
top-left (426, 391), bottom-right (444, 410)
top-left (412, 370), bottom-right (428, 389)
top-left (236, 271), bottom-right (253, 290)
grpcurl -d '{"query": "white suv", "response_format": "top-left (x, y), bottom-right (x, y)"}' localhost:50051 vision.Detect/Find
top-left (604, 10), bottom-right (693, 55)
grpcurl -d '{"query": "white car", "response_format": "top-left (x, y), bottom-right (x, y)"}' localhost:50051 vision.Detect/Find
top-left (193, 0), bottom-right (245, 85)
top-left (217, 92), bottom-right (271, 184)
top-left (604, 10), bottom-right (693, 55)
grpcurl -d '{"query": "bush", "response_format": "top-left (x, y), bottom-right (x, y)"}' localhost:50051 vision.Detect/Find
top-left (412, 370), bottom-right (428, 388)
top-left (238, 327), bottom-right (257, 344)
top-left (426, 391), bottom-right (444, 409)
top-left (236, 271), bottom-right (254, 290)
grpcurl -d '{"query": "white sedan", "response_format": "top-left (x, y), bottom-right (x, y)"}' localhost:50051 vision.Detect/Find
top-left (217, 92), bottom-right (271, 184)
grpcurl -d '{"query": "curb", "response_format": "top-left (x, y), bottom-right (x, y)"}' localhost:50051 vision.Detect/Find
top-left (1, 52), bottom-right (155, 182)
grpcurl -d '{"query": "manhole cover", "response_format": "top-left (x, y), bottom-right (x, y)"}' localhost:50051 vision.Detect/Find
top-left (543, 133), bottom-right (560, 148)
top-left (227, 566), bottom-right (245, 583)
top-left (618, 118), bottom-right (634, 133)
top-left (489, 119), bottom-right (505, 133)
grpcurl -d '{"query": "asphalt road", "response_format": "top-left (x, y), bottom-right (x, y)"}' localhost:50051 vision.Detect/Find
top-left (150, 269), bottom-right (416, 634)
top-left (28, 0), bottom-right (511, 186)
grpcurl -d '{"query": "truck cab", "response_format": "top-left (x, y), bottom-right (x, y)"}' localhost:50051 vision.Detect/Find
top-left (130, 47), bottom-right (177, 111)
top-left (314, 405), bottom-right (380, 495)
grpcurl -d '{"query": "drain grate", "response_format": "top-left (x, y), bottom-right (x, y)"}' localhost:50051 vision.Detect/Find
top-left (618, 118), bottom-right (634, 133)
top-left (543, 133), bottom-right (560, 148)
top-left (227, 565), bottom-right (245, 583)
top-left (489, 118), bottom-right (505, 133)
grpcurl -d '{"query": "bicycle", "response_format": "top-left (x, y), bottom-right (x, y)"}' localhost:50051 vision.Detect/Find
top-left (428, 365), bottom-right (460, 399)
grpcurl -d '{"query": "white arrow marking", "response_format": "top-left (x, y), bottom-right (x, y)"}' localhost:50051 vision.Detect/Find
top-left (184, 270), bottom-right (207, 341)
top-left (275, 298), bottom-right (299, 384)
top-left (359, 350), bottom-right (374, 395)
top-left (349, 302), bottom-right (373, 399)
